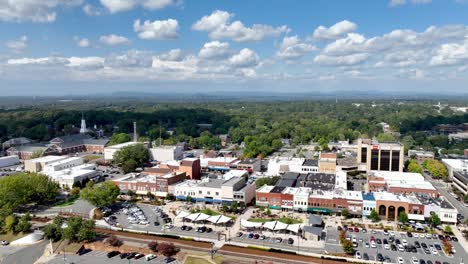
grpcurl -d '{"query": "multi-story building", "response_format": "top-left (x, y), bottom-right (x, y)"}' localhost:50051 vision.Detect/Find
top-left (149, 145), bottom-right (183, 162)
top-left (113, 171), bottom-right (187, 197)
top-left (236, 158), bottom-right (261, 172)
top-left (24, 155), bottom-right (68, 173)
top-left (301, 159), bottom-right (319, 173)
top-left (368, 171), bottom-right (438, 197)
top-left (104, 142), bottom-right (139, 161)
top-left (318, 153), bottom-right (337, 173)
top-left (200, 157), bottom-right (239, 171)
top-left (145, 158), bottom-right (201, 180)
top-left (408, 150), bottom-right (435, 162)
top-left (6, 145), bottom-right (49, 160)
top-left (441, 159), bottom-right (468, 180)
top-left (357, 138), bottom-right (404, 172)
top-left (42, 157), bottom-right (84, 174)
top-left (47, 164), bottom-right (98, 189)
top-left (172, 175), bottom-right (256, 205)
top-left (453, 171), bottom-right (468, 195)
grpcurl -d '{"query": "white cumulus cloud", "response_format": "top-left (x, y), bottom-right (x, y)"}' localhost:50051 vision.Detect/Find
top-left (193, 10), bottom-right (289, 42)
top-left (74, 37), bottom-right (90, 48)
top-left (0, 0), bottom-right (82, 22)
top-left (229, 48), bottom-right (260, 67)
top-left (314, 53), bottom-right (369, 66)
top-left (313, 20), bottom-right (357, 40)
top-left (134, 19), bottom-right (179, 40)
top-left (99, 0), bottom-right (175, 13)
top-left (5, 36), bottom-right (28, 53)
top-left (100, 34), bottom-right (131, 46)
top-left (198, 41), bottom-right (231, 59)
top-left (276, 36), bottom-right (316, 60)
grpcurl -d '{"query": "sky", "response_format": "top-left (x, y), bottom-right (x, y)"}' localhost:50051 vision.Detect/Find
top-left (1, 0), bottom-right (468, 96)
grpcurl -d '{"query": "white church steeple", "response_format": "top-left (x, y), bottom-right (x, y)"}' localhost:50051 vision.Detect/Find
top-left (79, 112), bottom-right (87, 134)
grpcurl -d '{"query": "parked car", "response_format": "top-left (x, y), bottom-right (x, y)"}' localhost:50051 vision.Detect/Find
top-left (145, 254), bottom-right (157, 261)
top-left (107, 251), bottom-right (120, 258)
top-left (1, 240), bottom-right (9, 246)
top-left (236, 232), bottom-right (243, 237)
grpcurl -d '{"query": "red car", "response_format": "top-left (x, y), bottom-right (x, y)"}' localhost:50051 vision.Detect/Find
top-left (370, 236), bottom-right (375, 241)
top-left (354, 227), bottom-right (359, 232)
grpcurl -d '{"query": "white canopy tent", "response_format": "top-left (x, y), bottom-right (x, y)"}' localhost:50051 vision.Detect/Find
top-left (195, 213), bottom-right (210, 221)
top-left (175, 211), bottom-right (191, 219)
top-left (263, 221), bottom-right (277, 230)
top-left (274, 221), bottom-right (288, 231)
top-left (216, 215), bottom-right (231, 224)
top-left (286, 223), bottom-right (302, 233)
top-left (207, 215), bottom-right (222, 224)
top-left (241, 219), bottom-right (263, 228)
top-left (186, 213), bottom-right (201, 221)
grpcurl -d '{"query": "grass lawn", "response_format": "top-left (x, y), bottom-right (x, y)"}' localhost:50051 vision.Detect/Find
top-left (248, 217), bottom-right (303, 224)
top-left (82, 155), bottom-right (102, 162)
top-left (185, 256), bottom-right (213, 264)
top-left (0, 232), bottom-right (29, 242)
top-left (54, 195), bottom-right (79, 207)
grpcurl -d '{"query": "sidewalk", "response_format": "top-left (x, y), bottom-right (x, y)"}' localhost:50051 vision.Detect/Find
top-left (452, 226), bottom-right (468, 254)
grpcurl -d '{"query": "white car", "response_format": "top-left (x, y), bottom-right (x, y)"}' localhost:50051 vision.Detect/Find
top-left (352, 236), bottom-right (357, 243)
top-left (365, 242), bottom-right (370, 248)
top-left (398, 244), bottom-right (405, 251)
top-left (371, 241), bottom-right (377, 248)
top-left (389, 231), bottom-right (395, 236)
top-left (413, 233), bottom-right (419, 238)
top-left (1, 240), bottom-right (9, 246)
top-left (355, 251), bottom-right (361, 259)
top-left (384, 244), bottom-right (390, 250)
top-left (145, 254), bottom-right (157, 261)
top-left (402, 239), bottom-right (408, 246)
top-left (398, 257), bottom-right (404, 264)
top-left (431, 248), bottom-right (438, 255)
top-left (139, 220), bottom-right (149, 225)
top-left (425, 234), bottom-right (432, 239)
top-left (411, 257), bottom-right (418, 264)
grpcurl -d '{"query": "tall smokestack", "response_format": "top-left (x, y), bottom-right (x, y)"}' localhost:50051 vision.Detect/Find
top-left (133, 121), bottom-right (138, 142)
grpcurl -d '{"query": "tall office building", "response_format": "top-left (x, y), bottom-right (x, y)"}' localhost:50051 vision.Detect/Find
top-left (357, 139), bottom-right (404, 172)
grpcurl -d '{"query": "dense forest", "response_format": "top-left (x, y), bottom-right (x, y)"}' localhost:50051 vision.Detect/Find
top-left (1, 100), bottom-right (467, 158)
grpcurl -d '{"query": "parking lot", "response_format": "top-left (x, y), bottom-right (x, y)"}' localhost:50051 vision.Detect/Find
top-left (326, 227), bottom-right (465, 264)
top-left (47, 251), bottom-right (180, 264)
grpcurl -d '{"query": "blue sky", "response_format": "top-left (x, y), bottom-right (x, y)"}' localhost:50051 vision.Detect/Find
top-left (1, 0), bottom-right (468, 95)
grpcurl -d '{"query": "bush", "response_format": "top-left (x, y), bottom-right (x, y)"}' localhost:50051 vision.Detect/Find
top-left (148, 241), bottom-right (158, 252)
top-left (106, 235), bottom-right (123, 247)
top-left (157, 242), bottom-right (178, 257)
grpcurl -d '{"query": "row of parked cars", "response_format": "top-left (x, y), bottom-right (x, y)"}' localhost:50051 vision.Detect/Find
top-left (106, 250), bottom-right (175, 262)
top-left (123, 205), bottom-right (149, 225)
top-left (235, 232), bottom-right (294, 244)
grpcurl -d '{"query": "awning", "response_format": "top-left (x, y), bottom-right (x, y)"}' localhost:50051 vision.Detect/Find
top-left (186, 213), bottom-right (200, 221)
top-left (408, 214), bottom-right (425, 221)
top-left (274, 221), bottom-right (288, 231)
top-left (195, 213), bottom-right (210, 221)
top-left (263, 221), bottom-right (277, 230)
top-left (241, 219), bottom-right (263, 228)
top-left (175, 211), bottom-right (190, 219)
top-left (287, 223), bottom-right (303, 233)
top-left (216, 215), bottom-right (231, 224)
top-left (207, 215), bottom-right (221, 223)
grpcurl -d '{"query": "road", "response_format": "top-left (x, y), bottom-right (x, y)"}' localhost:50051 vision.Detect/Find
top-left (0, 241), bottom-right (48, 264)
top-left (423, 173), bottom-right (468, 218)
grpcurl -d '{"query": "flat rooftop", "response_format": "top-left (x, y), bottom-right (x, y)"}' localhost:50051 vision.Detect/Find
top-left (29, 155), bottom-right (66, 163)
top-left (105, 142), bottom-right (138, 149)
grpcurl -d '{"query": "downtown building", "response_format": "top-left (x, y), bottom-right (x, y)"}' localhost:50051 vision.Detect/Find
top-left (357, 138), bottom-right (404, 172)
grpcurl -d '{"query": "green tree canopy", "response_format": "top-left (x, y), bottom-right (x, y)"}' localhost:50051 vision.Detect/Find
top-left (109, 133), bottom-right (131, 146)
top-left (80, 182), bottom-right (120, 208)
top-left (422, 160), bottom-right (448, 179)
top-left (113, 144), bottom-right (149, 167)
top-left (407, 159), bottom-right (423, 174)
top-left (369, 209), bottom-right (380, 222)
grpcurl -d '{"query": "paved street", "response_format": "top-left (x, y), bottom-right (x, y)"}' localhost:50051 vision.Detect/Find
top-left (0, 241), bottom-right (48, 264)
top-left (325, 227), bottom-right (465, 264)
top-left (46, 251), bottom-right (180, 264)
top-left (423, 173), bottom-right (468, 218)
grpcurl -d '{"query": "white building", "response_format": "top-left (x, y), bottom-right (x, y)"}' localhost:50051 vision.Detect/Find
top-left (24, 156), bottom-right (68, 173)
top-left (149, 145), bottom-right (183, 162)
top-left (104, 142), bottom-right (139, 161)
top-left (439, 200), bottom-right (458, 224)
top-left (172, 175), bottom-right (256, 205)
top-left (266, 157), bottom-right (305, 176)
top-left (47, 164), bottom-right (98, 189)
top-left (0, 155), bottom-right (20, 168)
top-left (293, 187), bottom-right (311, 212)
top-left (441, 159), bottom-right (468, 180)
top-left (42, 157), bottom-right (84, 174)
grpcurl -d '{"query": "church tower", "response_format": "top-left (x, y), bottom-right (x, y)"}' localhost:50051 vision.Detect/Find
top-left (80, 112), bottom-right (87, 134)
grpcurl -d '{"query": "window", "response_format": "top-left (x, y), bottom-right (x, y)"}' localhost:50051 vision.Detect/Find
top-left (199, 191), bottom-right (202, 194)
top-left (215, 192), bottom-right (219, 195)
